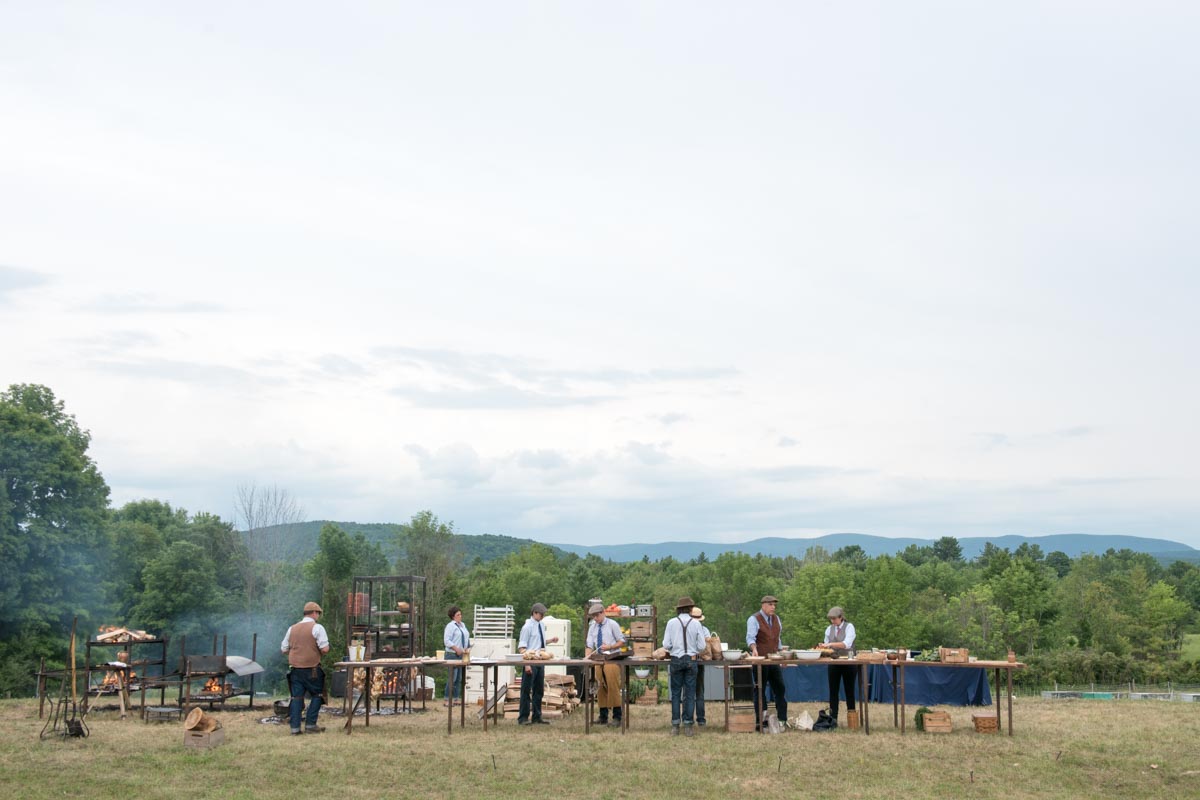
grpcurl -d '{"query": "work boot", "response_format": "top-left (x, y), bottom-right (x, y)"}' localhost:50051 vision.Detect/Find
top-left (671, 725), bottom-right (680, 736)
top-left (533, 718), bottom-right (550, 725)
top-left (290, 728), bottom-right (302, 736)
top-left (305, 725), bottom-right (325, 734)
top-left (684, 725), bottom-right (695, 737)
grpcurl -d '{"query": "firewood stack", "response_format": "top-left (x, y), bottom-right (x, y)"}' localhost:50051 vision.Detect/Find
top-left (503, 673), bottom-right (580, 719)
top-left (96, 626), bottom-right (156, 643)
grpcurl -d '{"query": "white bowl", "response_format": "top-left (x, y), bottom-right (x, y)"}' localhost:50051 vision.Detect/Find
top-left (795, 650), bottom-right (822, 661)
top-left (634, 668), bottom-right (651, 678)
top-left (504, 653), bottom-right (524, 661)
top-left (723, 650), bottom-right (744, 661)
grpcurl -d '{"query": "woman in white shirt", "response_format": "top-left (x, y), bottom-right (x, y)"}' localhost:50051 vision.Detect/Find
top-left (443, 606), bottom-right (471, 707)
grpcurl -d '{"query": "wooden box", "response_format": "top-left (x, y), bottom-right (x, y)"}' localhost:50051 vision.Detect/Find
top-left (728, 712), bottom-right (757, 733)
top-left (939, 647), bottom-right (970, 664)
top-left (845, 709), bottom-right (859, 729)
top-left (183, 727), bottom-right (225, 749)
top-left (630, 621), bottom-right (655, 638)
top-left (922, 711), bottom-right (952, 733)
top-left (632, 641), bottom-right (654, 657)
top-left (971, 712), bottom-right (998, 733)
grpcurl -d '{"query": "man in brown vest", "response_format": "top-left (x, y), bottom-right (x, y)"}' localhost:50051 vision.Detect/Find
top-left (746, 594), bottom-right (788, 730)
top-left (281, 601), bottom-right (330, 735)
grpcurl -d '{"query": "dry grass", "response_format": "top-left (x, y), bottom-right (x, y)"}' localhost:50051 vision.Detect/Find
top-left (4, 696), bottom-right (1199, 799)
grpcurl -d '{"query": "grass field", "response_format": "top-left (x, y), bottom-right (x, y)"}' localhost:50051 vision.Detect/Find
top-left (5, 695), bottom-right (1199, 800)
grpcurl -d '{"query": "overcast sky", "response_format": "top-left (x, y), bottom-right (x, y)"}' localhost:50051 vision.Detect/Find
top-left (2, 3), bottom-right (1198, 548)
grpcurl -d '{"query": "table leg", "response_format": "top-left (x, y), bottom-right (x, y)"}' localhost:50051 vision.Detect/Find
top-left (892, 663), bottom-right (899, 728)
top-left (493, 664), bottom-right (500, 727)
top-left (723, 664), bottom-right (730, 732)
top-left (624, 666), bottom-right (633, 734)
top-left (365, 666), bottom-right (371, 728)
top-left (460, 665), bottom-right (466, 730)
top-left (860, 665), bottom-right (869, 735)
top-left (899, 663), bottom-right (906, 735)
top-left (482, 664), bottom-right (488, 732)
top-left (446, 665), bottom-right (453, 735)
top-left (757, 664), bottom-right (765, 734)
top-left (1007, 667), bottom-right (1014, 736)
top-left (994, 667), bottom-right (1001, 732)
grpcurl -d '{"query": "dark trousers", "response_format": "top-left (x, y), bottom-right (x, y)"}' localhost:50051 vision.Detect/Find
top-left (827, 663), bottom-right (858, 718)
top-left (669, 655), bottom-right (697, 726)
top-left (755, 664), bottom-right (788, 724)
top-left (288, 666), bottom-right (324, 730)
top-left (518, 665), bottom-right (544, 721)
top-left (695, 663), bottom-right (706, 724)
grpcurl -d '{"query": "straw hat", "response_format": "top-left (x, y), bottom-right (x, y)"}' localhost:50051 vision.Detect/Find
top-left (690, 606), bottom-right (705, 621)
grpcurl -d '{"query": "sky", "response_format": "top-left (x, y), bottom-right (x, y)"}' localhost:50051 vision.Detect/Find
top-left (2, 2), bottom-right (1198, 548)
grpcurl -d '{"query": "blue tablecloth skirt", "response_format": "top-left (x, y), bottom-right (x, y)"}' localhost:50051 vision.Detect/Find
top-left (770, 664), bottom-right (992, 706)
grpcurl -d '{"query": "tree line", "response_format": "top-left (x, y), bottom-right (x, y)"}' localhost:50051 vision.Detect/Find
top-left (3, 383), bottom-right (1199, 697)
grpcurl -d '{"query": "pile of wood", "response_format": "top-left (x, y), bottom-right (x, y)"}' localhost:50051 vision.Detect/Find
top-left (503, 673), bottom-right (581, 719)
top-left (96, 626), bottom-right (155, 643)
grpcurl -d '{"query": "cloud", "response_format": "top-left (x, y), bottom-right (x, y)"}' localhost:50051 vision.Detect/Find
top-left (75, 293), bottom-right (227, 314)
top-left (0, 264), bottom-right (50, 302)
top-left (651, 412), bottom-right (691, 426)
top-left (405, 443), bottom-right (493, 488)
top-left (86, 357), bottom-right (263, 390)
top-left (622, 441), bottom-right (671, 466)
top-left (311, 354), bottom-right (369, 378)
top-left (373, 345), bottom-right (737, 409)
top-left (777, 436), bottom-right (798, 448)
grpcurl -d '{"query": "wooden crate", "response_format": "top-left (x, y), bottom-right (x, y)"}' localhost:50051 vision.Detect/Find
top-left (183, 727), bottom-right (225, 749)
top-left (632, 641), bottom-right (654, 657)
top-left (922, 711), bottom-right (952, 733)
top-left (845, 709), bottom-right (859, 729)
top-left (971, 712), bottom-right (999, 733)
top-left (630, 621), bottom-right (655, 638)
top-left (728, 712), bottom-right (757, 733)
top-left (939, 647), bottom-right (969, 663)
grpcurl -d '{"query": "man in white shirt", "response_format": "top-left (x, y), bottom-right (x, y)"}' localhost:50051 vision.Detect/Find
top-left (280, 601), bottom-right (330, 735)
top-left (516, 602), bottom-right (559, 725)
top-left (662, 596), bottom-right (707, 736)
top-left (819, 606), bottom-right (858, 725)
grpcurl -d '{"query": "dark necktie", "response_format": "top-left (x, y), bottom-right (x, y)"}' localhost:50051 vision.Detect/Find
top-left (597, 623), bottom-right (603, 650)
top-left (539, 623), bottom-right (545, 649)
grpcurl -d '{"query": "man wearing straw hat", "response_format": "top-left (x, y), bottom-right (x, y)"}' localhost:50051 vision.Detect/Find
top-left (690, 606), bottom-right (711, 727)
top-left (585, 603), bottom-right (626, 727)
top-left (281, 601), bottom-right (330, 735)
top-left (662, 596), bottom-right (707, 736)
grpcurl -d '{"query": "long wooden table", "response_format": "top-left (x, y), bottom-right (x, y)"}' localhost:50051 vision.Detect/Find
top-left (619, 656), bottom-right (874, 734)
top-left (890, 659), bottom-right (1025, 735)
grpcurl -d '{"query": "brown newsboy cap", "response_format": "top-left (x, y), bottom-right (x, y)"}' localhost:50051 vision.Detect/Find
top-left (760, 595), bottom-right (778, 604)
top-left (303, 601), bottom-right (323, 614)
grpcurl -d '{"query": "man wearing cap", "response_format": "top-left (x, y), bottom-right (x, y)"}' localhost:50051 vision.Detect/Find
top-left (818, 606), bottom-right (857, 726)
top-left (281, 601), bottom-right (330, 735)
top-left (662, 596), bottom-right (707, 736)
top-left (516, 602), bottom-right (559, 725)
top-left (585, 603), bottom-right (626, 727)
top-left (747, 595), bottom-right (788, 730)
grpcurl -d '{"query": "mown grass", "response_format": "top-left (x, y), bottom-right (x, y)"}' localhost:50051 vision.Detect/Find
top-left (4, 696), bottom-right (1199, 799)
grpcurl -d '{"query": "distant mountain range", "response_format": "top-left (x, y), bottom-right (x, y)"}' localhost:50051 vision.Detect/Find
top-left (548, 533), bottom-right (1199, 563)
top-left (254, 523), bottom-right (1198, 566)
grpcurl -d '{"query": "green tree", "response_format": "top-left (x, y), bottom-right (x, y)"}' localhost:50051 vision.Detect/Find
top-left (132, 541), bottom-right (222, 637)
top-left (932, 536), bottom-right (964, 563)
top-left (396, 511), bottom-right (464, 651)
top-left (0, 384), bottom-right (110, 694)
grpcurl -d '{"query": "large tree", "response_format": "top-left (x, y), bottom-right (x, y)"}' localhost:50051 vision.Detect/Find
top-left (395, 511), bottom-right (464, 652)
top-left (0, 384), bottom-right (110, 693)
